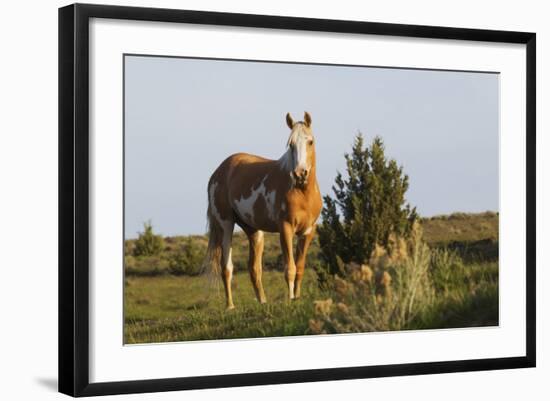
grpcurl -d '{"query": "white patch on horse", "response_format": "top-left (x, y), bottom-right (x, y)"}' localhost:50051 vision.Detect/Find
top-left (209, 182), bottom-right (227, 226)
top-left (303, 226), bottom-right (312, 235)
top-left (264, 189), bottom-right (277, 221)
top-left (234, 176), bottom-right (279, 226)
top-left (234, 188), bottom-right (261, 226)
top-left (223, 245), bottom-right (233, 274)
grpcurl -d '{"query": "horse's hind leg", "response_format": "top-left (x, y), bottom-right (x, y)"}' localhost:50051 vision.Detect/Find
top-left (246, 230), bottom-right (267, 304)
top-left (220, 222), bottom-right (236, 310)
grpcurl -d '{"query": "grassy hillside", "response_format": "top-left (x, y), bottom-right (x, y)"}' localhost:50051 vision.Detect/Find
top-left (124, 212), bottom-right (499, 344)
top-left (421, 211), bottom-right (498, 243)
top-left (421, 211), bottom-right (498, 263)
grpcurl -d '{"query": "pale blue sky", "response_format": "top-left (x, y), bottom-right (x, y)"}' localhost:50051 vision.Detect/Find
top-left (124, 55), bottom-right (499, 238)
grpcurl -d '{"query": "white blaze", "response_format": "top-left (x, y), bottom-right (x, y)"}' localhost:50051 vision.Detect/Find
top-left (294, 135), bottom-right (308, 172)
top-left (279, 123), bottom-right (312, 174)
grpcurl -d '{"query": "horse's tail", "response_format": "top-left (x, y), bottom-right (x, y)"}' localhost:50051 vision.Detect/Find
top-left (203, 186), bottom-right (223, 282)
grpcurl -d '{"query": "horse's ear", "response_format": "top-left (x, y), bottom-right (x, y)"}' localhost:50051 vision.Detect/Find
top-left (304, 111), bottom-right (312, 128)
top-left (286, 113), bottom-right (294, 129)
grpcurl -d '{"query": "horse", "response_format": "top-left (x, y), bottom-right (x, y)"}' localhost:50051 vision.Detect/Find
top-left (204, 111), bottom-right (322, 309)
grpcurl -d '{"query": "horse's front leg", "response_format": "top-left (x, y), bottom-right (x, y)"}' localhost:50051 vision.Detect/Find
top-left (294, 226), bottom-right (316, 299)
top-left (279, 222), bottom-right (297, 300)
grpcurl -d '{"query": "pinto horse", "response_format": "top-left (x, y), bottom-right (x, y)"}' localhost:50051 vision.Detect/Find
top-left (205, 112), bottom-right (322, 309)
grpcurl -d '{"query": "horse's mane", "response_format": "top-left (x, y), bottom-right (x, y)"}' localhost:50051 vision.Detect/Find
top-left (286, 122), bottom-right (308, 147)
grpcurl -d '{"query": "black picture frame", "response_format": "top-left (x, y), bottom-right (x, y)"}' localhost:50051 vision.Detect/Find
top-left (59, 3), bottom-right (536, 397)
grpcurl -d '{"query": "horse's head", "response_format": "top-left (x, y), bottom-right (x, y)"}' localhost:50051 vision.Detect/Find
top-left (285, 111), bottom-right (316, 187)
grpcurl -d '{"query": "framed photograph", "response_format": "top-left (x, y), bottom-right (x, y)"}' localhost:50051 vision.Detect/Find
top-left (58, 3), bottom-right (536, 397)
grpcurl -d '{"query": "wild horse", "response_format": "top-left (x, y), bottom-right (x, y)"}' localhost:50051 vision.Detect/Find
top-left (205, 112), bottom-right (322, 309)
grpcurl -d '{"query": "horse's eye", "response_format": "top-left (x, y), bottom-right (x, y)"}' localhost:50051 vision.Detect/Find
top-left (308, 140), bottom-right (314, 146)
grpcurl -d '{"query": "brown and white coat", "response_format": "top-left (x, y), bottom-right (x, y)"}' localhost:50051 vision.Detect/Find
top-left (205, 112), bottom-right (322, 309)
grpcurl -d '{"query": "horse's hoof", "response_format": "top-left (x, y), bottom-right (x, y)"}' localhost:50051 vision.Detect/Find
top-left (226, 305), bottom-right (235, 311)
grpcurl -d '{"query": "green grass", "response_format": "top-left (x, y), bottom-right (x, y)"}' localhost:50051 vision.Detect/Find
top-left (125, 269), bottom-right (322, 344)
top-left (124, 260), bottom-right (498, 344)
top-left (414, 262), bottom-right (499, 329)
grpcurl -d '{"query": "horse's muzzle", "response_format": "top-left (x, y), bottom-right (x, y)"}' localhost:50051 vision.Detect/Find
top-left (293, 176), bottom-right (308, 188)
top-left (292, 169), bottom-right (309, 186)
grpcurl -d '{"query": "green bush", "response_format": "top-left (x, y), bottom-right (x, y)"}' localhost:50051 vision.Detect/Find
top-left (168, 238), bottom-right (206, 276)
top-left (133, 221), bottom-right (165, 257)
top-left (317, 134), bottom-right (417, 283)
